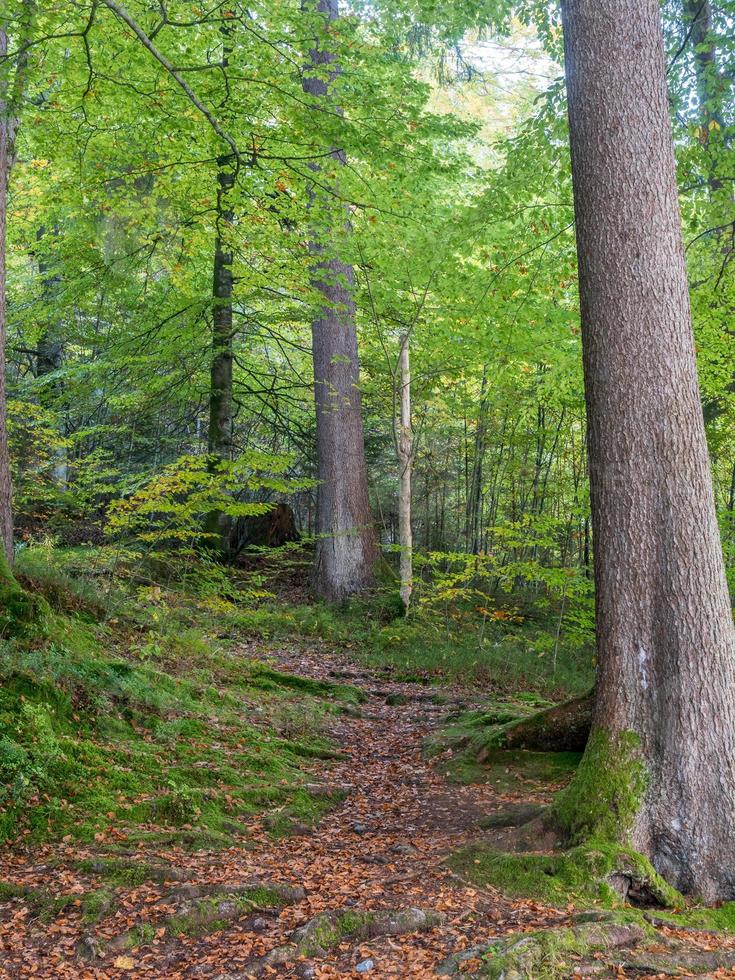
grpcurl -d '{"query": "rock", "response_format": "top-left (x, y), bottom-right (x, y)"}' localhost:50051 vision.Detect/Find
top-left (389, 843), bottom-right (417, 855)
top-left (295, 963), bottom-right (316, 979)
top-left (250, 916), bottom-right (271, 932)
top-left (76, 935), bottom-right (101, 961)
top-left (356, 959), bottom-right (375, 973)
top-left (437, 945), bottom-right (498, 976)
top-left (351, 823), bottom-right (368, 835)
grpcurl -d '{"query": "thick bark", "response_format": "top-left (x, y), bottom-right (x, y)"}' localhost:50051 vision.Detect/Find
top-left (561, 0), bottom-right (735, 901)
top-left (397, 334), bottom-right (412, 611)
top-left (204, 163), bottom-right (235, 550)
top-left (302, 0), bottom-right (377, 602)
top-left (0, 28), bottom-right (17, 563)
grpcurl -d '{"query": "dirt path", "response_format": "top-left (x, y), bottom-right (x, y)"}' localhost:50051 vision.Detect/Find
top-left (1, 642), bottom-right (713, 979)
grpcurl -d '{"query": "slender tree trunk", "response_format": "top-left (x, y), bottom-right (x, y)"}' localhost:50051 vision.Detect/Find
top-left (205, 23), bottom-right (235, 553)
top-left (35, 227), bottom-right (67, 487)
top-left (302, 0), bottom-right (377, 602)
top-left (683, 0), bottom-right (721, 138)
top-left (0, 28), bottom-right (18, 564)
top-left (466, 368), bottom-right (488, 555)
top-left (560, 0), bottom-right (735, 901)
top-left (396, 334), bottom-right (412, 611)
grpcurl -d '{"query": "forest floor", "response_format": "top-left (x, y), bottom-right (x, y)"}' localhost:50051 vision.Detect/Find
top-left (3, 629), bottom-right (735, 979)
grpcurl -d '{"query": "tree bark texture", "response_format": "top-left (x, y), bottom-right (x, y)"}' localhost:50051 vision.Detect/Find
top-left (683, 0), bottom-right (720, 127)
top-left (302, 0), bottom-right (377, 602)
top-left (561, 0), bottom-right (735, 901)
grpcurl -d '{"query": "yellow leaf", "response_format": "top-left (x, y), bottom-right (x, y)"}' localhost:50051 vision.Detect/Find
top-left (114, 957), bottom-right (135, 969)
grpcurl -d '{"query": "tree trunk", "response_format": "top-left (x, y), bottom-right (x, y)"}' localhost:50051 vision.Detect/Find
top-left (0, 28), bottom-right (17, 564)
top-left (683, 0), bottom-right (722, 140)
top-left (204, 25), bottom-right (235, 554)
top-left (35, 227), bottom-right (67, 487)
top-left (560, 0), bottom-right (735, 901)
top-left (466, 368), bottom-right (488, 555)
top-left (397, 334), bottom-right (412, 611)
top-left (302, 0), bottom-right (377, 602)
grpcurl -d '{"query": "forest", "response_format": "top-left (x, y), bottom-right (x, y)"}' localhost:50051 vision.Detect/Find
top-left (2, 0), bottom-right (735, 977)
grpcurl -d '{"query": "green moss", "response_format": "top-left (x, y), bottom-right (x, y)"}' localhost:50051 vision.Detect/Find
top-left (167, 886), bottom-right (290, 938)
top-left (0, 550), bottom-right (46, 633)
top-left (552, 730), bottom-right (646, 844)
top-left (81, 887), bottom-right (116, 923)
top-left (450, 840), bottom-right (682, 909)
top-left (125, 922), bottom-right (157, 948)
top-left (297, 910), bottom-right (373, 956)
top-left (0, 881), bottom-right (108, 922)
top-left (649, 902), bottom-right (735, 933)
top-left (77, 857), bottom-right (176, 886)
top-left (477, 915), bottom-right (654, 979)
top-left (247, 664), bottom-right (364, 703)
top-left (442, 747), bottom-right (581, 790)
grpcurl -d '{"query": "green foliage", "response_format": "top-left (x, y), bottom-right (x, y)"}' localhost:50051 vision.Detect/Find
top-left (106, 453), bottom-right (301, 549)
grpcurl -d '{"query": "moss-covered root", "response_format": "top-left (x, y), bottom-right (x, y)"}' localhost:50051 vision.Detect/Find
top-left (82, 880), bottom-right (306, 959)
top-left (227, 907), bottom-right (445, 976)
top-left (552, 729), bottom-right (646, 844)
top-left (438, 917), bottom-right (647, 979)
top-left (499, 691), bottom-right (594, 753)
top-left (450, 840), bottom-right (683, 909)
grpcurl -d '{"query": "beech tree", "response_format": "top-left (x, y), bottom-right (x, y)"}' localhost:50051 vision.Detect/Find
top-left (559, 0), bottom-right (735, 900)
top-left (302, 0), bottom-right (378, 601)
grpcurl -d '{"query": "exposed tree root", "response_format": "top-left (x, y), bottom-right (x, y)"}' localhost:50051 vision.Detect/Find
top-left (78, 880), bottom-right (305, 960)
top-left (438, 916), bottom-right (646, 978)
top-left (497, 691), bottom-right (593, 753)
top-left (218, 906), bottom-right (445, 977)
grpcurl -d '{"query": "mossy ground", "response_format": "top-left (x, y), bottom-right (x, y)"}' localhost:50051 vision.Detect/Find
top-left (0, 545), bottom-right (360, 848)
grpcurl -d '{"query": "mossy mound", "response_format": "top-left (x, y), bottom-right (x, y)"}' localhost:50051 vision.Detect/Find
top-left (0, 546), bottom-right (363, 847)
top-left (450, 839), bottom-right (683, 909)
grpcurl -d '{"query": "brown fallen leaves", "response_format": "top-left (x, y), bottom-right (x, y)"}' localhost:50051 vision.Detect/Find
top-left (2, 641), bottom-right (735, 979)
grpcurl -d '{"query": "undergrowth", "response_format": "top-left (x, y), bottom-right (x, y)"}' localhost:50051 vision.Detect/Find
top-left (0, 545), bottom-right (358, 847)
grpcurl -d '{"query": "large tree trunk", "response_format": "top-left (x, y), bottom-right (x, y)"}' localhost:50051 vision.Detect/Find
top-left (560, 0), bottom-right (735, 901)
top-left (0, 28), bottom-right (17, 564)
top-left (302, 0), bottom-right (378, 602)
